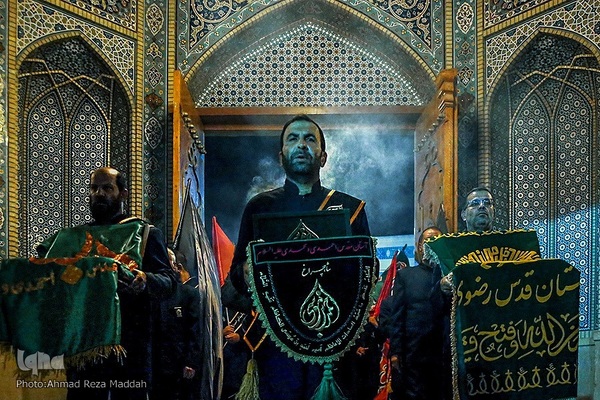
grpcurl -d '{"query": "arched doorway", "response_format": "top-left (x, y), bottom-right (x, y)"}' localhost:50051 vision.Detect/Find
top-left (16, 35), bottom-right (132, 256)
top-left (488, 31), bottom-right (600, 330)
top-left (181, 0), bottom-right (436, 245)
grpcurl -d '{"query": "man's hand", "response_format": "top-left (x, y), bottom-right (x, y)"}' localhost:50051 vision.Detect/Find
top-left (440, 272), bottom-right (453, 295)
top-left (131, 270), bottom-right (147, 294)
top-left (355, 347), bottom-right (368, 357)
top-left (182, 366), bottom-right (196, 379)
top-left (391, 355), bottom-right (400, 371)
top-left (368, 315), bottom-right (378, 327)
top-left (223, 325), bottom-right (241, 344)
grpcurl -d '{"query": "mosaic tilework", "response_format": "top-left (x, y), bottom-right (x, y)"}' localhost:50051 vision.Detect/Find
top-left (18, 0), bottom-right (136, 94)
top-left (363, 0), bottom-right (432, 47)
top-left (484, 0), bottom-right (552, 29)
top-left (143, 0), bottom-right (169, 235)
top-left (184, 0), bottom-right (434, 51)
top-left (196, 22), bottom-right (428, 107)
top-left (453, 0), bottom-right (479, 205)
top-left (0, 0), bottom-right (6, 260)
top-left (485, 0), bottom-right (599, 90)
top-left (178, 0), bottom-right (443, 76)
top-left (489, 34), bottom-right (600, 330)
top-left (340, 0), bottom-right (442, 70)
top-left (17, 37), bottom-right (131, 256)
top-left (62, 0), bottom-right (137, 30)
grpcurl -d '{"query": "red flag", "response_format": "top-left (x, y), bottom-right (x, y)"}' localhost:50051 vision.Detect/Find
top-left (211, 216), bottom-right (235, 287)
top-left (374, 340), bottom-right (392, 400)
top-left (373, 252), bottom-right (401, 399)
top-left (372, 251), bottom-right (399, 319)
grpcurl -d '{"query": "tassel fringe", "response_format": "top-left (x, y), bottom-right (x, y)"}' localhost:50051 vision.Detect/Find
top-left (310, 363), bottom-right (347, 400)
top-left (235, 357), bottom-right (260, 400)
top-left (65, 345), bottom-right (127, 370)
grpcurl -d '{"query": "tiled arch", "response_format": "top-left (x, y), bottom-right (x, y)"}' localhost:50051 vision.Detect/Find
top-left (486, 30), bottom-right (600, 330)
top-left (185, 0), bottom-right (436, 107)
top-left (9, 32), bottom-right (137, 256)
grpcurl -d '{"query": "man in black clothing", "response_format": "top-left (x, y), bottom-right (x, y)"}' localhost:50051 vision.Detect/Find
top-left (38, 167), bottom-right (177, 400)
top-left (228, 115), bottom-right (370, 400)
top-left (389, 226), bottom-right (443, 400)
top-left (152, 249), bottom-right (202, 400)
top-left (430, 187), bottom-right (496, 400)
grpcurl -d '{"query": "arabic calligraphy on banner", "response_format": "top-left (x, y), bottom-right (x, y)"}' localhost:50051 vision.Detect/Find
top-left (248, 236), bottom-right (376, 364)
top-left (453, 259), bottom-right (580, 400)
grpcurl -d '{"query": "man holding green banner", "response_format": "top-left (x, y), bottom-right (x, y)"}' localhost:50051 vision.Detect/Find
top-left (35, 167), bottom-right (178, 400)
top-left (437, 187), bottom-right (496, 294)
top-left (427, 187), bottom-right (580, 400)
top-left (430, 187), bottom-right (497, 399)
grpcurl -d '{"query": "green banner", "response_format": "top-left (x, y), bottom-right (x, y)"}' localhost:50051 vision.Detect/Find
top-left (453, 259), bottom-right (579, 399)
top-left (425, 230), bottom-right (541, 276)
top-left (38, 219), bottom-right (147, 271)
top-left (0, 221), bottom-right (148, 372)
top-left (0, 257), bottom-right (122, 365)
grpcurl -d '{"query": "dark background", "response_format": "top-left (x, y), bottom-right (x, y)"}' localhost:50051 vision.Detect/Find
top-left (205, 132), bottom-right (414, 244)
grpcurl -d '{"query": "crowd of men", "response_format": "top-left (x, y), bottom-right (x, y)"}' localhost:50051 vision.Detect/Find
top-left (30, 115), bottom-right (498, 400)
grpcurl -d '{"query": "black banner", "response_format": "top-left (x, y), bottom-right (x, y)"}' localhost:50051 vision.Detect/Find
top-left (248, 236), bottom-right (376, 364)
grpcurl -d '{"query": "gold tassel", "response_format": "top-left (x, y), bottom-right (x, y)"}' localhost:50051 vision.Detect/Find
top-left (235, 357), bottom-right (260, 400)
top-left (65, 345), bottom-right (127, 370)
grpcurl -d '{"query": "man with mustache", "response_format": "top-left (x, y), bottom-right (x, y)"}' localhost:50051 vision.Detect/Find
top-left (460, 187), bottom-right (495, 232)
top-left (431, 186), bottom-right (496, 400)
top-left (37, 167), bottom-right (177, 400)
top-left (228, 115), bottom-right (370, 400)
top-left (437, 186), bottom-right (496, 294)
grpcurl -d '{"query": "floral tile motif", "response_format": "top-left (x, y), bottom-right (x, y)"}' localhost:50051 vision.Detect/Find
top-left (18, 0), bottom-right (135, 94)
top-left (62, 0), bottom-right (137, 31)
top-left (484, 0), bottom-right (551, 29)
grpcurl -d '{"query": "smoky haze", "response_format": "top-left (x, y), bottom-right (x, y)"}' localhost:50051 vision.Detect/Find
top-left (205, 130), bottom-right (414, 244)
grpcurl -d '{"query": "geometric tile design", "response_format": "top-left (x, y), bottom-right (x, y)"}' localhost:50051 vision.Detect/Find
top-left (186, 0), bottom-right (432, 52)
top-left (489, 33), bottom-right (600, 330)
top-left (146, 66), bottom-right (163, 88)
top-left (17, 37), bottom-right (131, 256)
top-left (457, 2), bottom-right (474, 34)
top-left (196, 22), bottom-right (428, 107)
top-left (18, 0), bottom-right (136, 94)
top-left (485, 0), bottom-right (599, 90)
top-left (143, 0), bottom-right (169, 235)
top-left (177, 0), bottom-right (443, 76)
top-left (62, 0), bottom-right (137, 30)
top-left (146, 3), bottom-right (164, 36)
top-left (483, 0), bottom-right (552, 29)
top-left (144, 116), bottom-right (163, 149)
top-left (453, 0), bottom-right (478, 204)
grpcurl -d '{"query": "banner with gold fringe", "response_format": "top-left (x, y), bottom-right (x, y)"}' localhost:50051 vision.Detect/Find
top-left (248, 236), bottom-right (376, 400)
top-left (424, 230), bottom-right (542, 276)
top-left (36, 219), bottom-right (148, 271)
top-left (0, 256), bottom-right (124, 372)
top-left (426, 230), bottom-right (579, 400)
top-left (452, 258), bottom-right (579, 399)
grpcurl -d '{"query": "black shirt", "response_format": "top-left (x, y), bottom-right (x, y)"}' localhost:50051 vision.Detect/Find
top-left (229, 179), bottom-right (370, 293)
